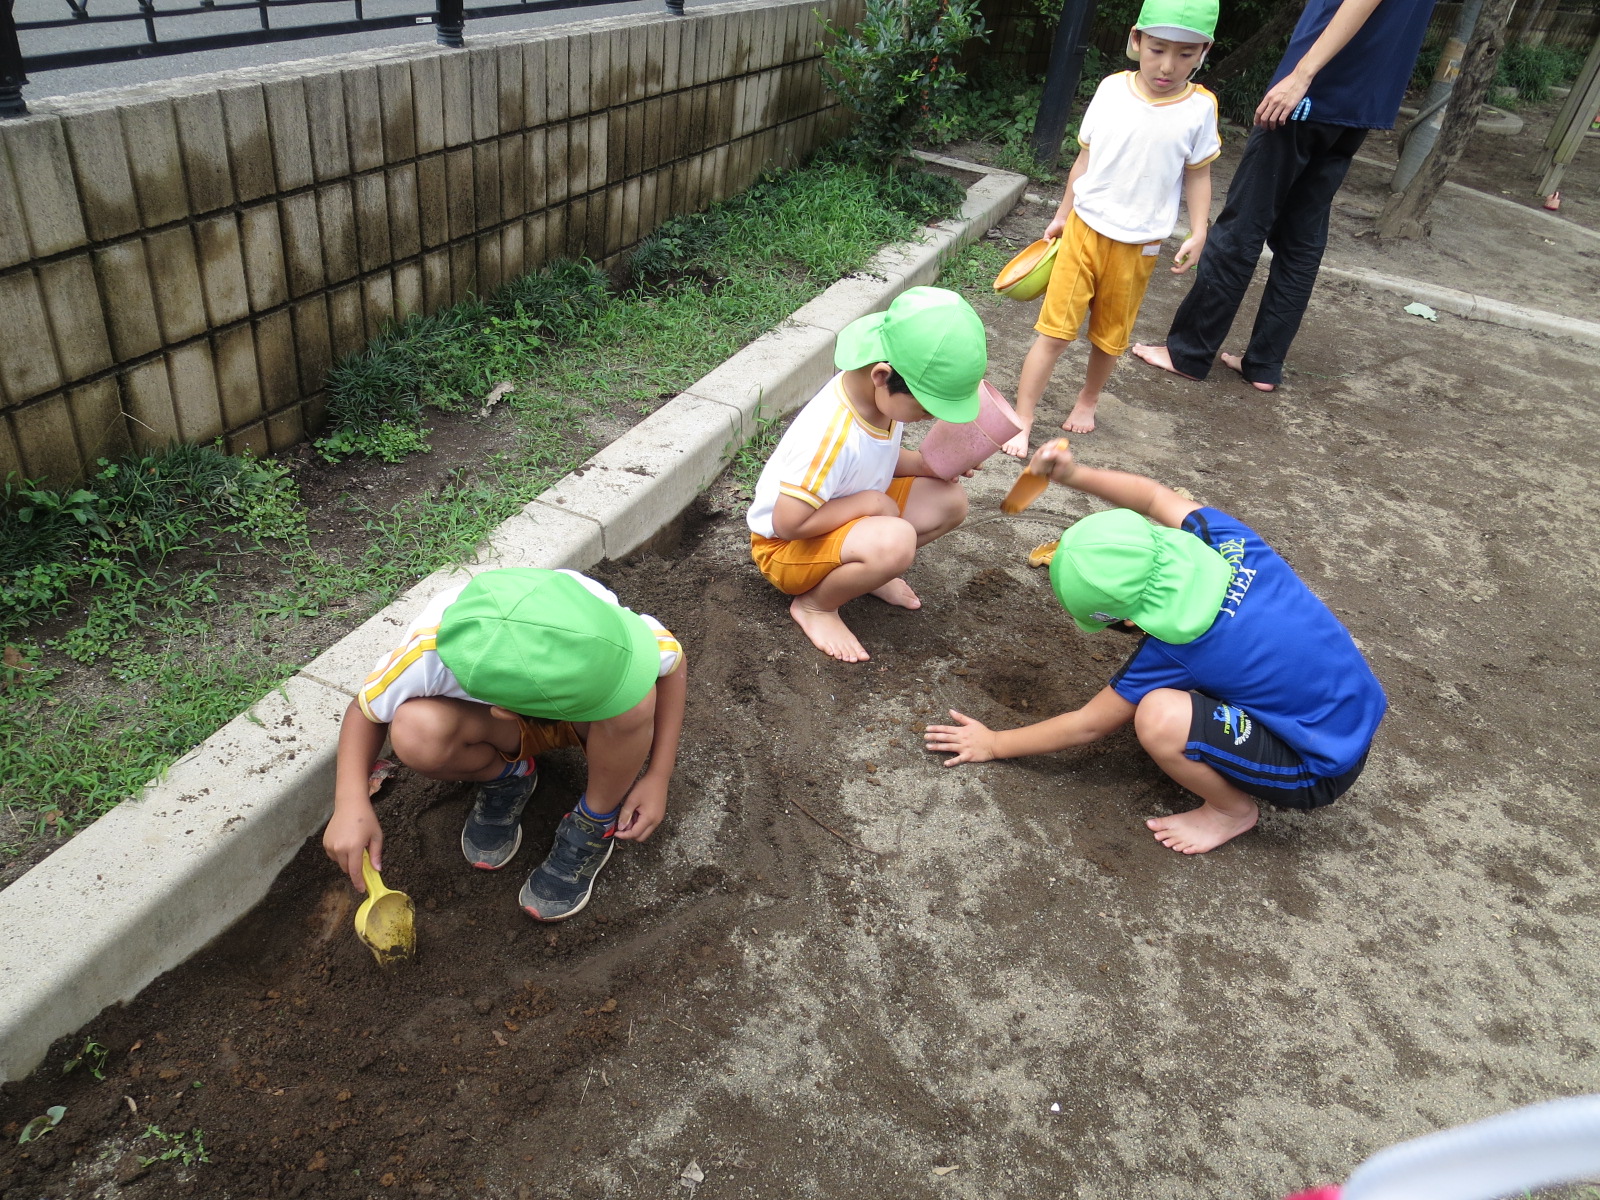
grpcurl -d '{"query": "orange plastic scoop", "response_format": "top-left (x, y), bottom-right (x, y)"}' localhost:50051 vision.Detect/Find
top-left (1000, 437), bottom-right (1068, 514)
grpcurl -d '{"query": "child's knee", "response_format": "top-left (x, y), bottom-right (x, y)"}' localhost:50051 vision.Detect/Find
top-left (1133, 689), bottom-right (1190, 754)
top-left (390, 699), bottom-right (461, 773)
top-left (849, 515), bottom-right (918, 570)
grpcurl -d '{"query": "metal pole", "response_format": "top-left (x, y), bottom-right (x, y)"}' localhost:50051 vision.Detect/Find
top-left (1, 0), bottom-right (27, 117)
top-left (1392, 0), bottom-right (1487, 191)
top-left (435, 0), bottom-right (464, 48)
top-left (1029, 0), bottom-right (1097, 166)
top-left (664, 0), bottom-right (684, 14)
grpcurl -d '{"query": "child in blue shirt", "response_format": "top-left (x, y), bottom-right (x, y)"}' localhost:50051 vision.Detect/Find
top-left (924, 441), bottom-right (1385, 853)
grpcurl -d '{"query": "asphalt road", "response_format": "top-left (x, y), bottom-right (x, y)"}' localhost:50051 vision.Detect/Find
top-left (14, 0), bottom-right (684, 101)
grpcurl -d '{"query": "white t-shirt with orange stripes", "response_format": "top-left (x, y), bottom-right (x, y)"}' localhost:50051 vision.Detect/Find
top-left (745, 373), bottom-right (901, 540)
top-left (356, 570), bottom-right (682, 724)
top-left (1074, 73), bottom-right (1221, 245)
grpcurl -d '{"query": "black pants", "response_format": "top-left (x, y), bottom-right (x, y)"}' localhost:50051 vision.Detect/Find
top-left (1166, 121), bottom-right (1368, 387)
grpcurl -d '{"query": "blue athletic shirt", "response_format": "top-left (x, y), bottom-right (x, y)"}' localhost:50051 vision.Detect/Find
top-left (1268, 0), bottom-right (1438, 130)
top-left (1108, 508), bottom-right (1387, 776)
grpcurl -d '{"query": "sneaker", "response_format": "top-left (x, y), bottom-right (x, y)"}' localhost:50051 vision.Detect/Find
top-left (460, 769), bottom-right (538, 870)
top-left (519, 809), bottom-right (616, 921)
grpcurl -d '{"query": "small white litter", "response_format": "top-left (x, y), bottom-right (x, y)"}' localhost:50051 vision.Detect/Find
top-left (1403, 302), bottom-right (1438, 322)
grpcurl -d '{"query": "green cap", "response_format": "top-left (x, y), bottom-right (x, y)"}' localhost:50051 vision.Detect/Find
top-left (834, 286), bottom-right (988, 423)
top-left (1131, 0), bottom-right (1217, 42)
top-left (436, 569), bottom-right (660, 722)
top-left (1048, 509), bottom-right (1232, 644)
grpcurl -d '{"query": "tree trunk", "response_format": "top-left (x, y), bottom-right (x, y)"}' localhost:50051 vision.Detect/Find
top-left (1205, 0), bottom-right (1307, 87)
top-left (1375, 0), bottom-right (1517, 238)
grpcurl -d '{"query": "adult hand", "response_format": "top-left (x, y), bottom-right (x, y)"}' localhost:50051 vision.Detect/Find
top-left (924, 710), bottom-right (999, 765)
top-left (1255, 72), bottom-right (1310, 129)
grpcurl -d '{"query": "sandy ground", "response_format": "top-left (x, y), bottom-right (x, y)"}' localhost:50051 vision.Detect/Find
top-left (5, 159), bottom-right (1600, 1198)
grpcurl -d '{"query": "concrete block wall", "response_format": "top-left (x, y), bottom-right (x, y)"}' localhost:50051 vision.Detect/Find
top-left (0, 0), bottom-right (863, 487)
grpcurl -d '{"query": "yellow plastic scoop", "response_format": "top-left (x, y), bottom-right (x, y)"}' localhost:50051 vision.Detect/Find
top-left (354, 850), bottom-right (415, 966)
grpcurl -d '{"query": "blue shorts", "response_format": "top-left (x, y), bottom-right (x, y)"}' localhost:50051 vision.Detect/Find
top-left (1185, 692), bottom-right (1367, 811)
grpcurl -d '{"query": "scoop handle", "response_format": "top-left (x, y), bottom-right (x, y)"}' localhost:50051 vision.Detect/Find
top-left (360, 849), bottom-right (385, 898)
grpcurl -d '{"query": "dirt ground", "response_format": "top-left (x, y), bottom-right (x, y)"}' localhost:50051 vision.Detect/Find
top-left (6, 138), bottom-right (1600, 1198)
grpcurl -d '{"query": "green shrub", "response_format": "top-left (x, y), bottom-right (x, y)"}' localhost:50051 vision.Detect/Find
top-left (820, 0), bottom-right (988, 168)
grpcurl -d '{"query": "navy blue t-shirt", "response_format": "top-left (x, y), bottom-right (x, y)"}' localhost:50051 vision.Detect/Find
top-left (1268, 0), bottom-right (1438, 129)
top-left (1109, 508), bottom-right (1387, 776)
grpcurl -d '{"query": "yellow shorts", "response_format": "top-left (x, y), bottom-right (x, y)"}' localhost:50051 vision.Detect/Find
top-left (750, 476), bottom-right (916, 596)
top-left (1035, 210), bottom-right (1161, 357)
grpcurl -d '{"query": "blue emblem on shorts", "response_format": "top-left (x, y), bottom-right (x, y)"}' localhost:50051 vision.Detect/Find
top-left (1212, 704), bottom-right (1253, 747)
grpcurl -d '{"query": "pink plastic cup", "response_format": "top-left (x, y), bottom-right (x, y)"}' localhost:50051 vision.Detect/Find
top-left (917, 380), bottom-right (1024, 480)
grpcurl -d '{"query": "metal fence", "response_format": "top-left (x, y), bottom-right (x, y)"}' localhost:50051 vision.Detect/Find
top-left (2, 0), bottom-right (684, 116)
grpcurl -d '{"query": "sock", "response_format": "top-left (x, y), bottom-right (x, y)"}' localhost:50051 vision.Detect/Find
top-left (490, 756), bottom-right (537, 781)
top-left (575, 793), bottom-right (619, 827)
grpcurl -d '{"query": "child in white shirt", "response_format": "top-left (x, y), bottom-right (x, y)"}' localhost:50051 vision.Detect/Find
top-left (1004, 0), bottom-right (1221, 445)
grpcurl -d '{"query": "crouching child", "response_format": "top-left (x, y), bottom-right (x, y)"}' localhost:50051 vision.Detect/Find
top-left (924, 441), bottom-right (1385, 853)
top-left (323, 567), bottom-right (686, 919)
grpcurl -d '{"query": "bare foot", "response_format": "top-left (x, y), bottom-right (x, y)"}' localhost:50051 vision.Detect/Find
top-left (870, 577), bottom-right (922, 610)
top-left (790, 598), bottom-right (870, 663)
top-left (1130, 343), bottom-right (1199, 380)
top-left (1219, 352), bottom-right (1275, 392)
top-left (1062, 398), bottom-right (1098, 433)
top-left (1146, 802), bottom-right (1259, 854)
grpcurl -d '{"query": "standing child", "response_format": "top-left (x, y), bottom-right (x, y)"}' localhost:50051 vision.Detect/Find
top-left (746, 286), bottom-right (988, 664)
top-left (924, 441), bottom-right (1386, 854)
top-left (1003, 0), bottom-right (1220, 449)
top-left (322, 567), bottom-right (687, 921)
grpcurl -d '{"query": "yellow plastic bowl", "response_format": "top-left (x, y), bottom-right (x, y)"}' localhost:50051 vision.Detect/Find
top-left (993, 237), bottom-right (1059, 301)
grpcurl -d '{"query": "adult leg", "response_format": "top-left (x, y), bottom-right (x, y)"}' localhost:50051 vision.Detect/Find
top-left (1134, 689), bottom-right (1259, 853)
top-left (1237, 125), bottom-right (1367, 388)
top-left (1133, 125), bottom-right (1306, 381)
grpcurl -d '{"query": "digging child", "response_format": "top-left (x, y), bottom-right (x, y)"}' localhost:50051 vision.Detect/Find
top-left (1003, 0), bottom-right (1220, 448)
top-left (924, 441), bottom-right (1385, 853)
top-left (323, 567), bottom-right (687, 920)
top-left (746, 286), bottom-right (988, 663)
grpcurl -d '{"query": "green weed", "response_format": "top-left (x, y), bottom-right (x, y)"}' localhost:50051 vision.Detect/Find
top-left (63, 1038), bottom-right (108, 1080)
top-left (727, 411), bottom-right (789, 497)
top-left (138, 1125), bottom-right (209, 1169)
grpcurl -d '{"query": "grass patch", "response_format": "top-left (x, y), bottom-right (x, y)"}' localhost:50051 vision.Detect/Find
top-left (0, 156), bottom-right (971, 862)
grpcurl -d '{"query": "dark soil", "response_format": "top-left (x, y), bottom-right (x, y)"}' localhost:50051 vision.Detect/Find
top-left (4, 139), bottom-right (1600, 1199)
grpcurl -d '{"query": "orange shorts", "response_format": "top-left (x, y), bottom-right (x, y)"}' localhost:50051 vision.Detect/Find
top-left (1035, 210), bottom-right (1161, 356)
top-left (499, 715), bottom-right (583, 761)
top-left (750, 476), bottom-right (916, 596)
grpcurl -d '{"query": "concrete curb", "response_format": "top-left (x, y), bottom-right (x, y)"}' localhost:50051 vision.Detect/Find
top-left (1318, 264), bottom-right (1600, 349)
top-left (0, 161), bottom-right (1027, 1085)
top-left (1349, 153), bottom-right (1600, 248)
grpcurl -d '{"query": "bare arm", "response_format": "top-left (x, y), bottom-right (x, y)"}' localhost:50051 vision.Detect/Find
top-left (924, 686), bottom-right (1137, 765)
top-left (1044, 148), bottom-right (1091, 240)
top-left (1028, 440), bottom-right (1200, 528)
top-left (615, 656), bottom-right (687, 843)
top-left (323, 699), bottom-right (391, 890)
top-left (1256, 0), bottom-right (1386, 128)
top-left (771, 490), bottom-right (900, 541)
top-left (1172, 163), bottom-right (1211, 273)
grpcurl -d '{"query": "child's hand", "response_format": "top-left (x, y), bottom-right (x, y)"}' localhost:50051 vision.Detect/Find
top-left (323, 805), bottom-right (384, 890)
top-left (1000, 423), bottom-right (1032, 459)
top-left (1172, 233), bottom-right (1205, 273)
top-left (1043, 216), bottom-right (1066, 241)
top-left (924, 710), bottom-right (999, 766)
top-left (615, 776), bottom-right (667, 842)
top-left (1029, 437), bottom-right (1077, 484)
